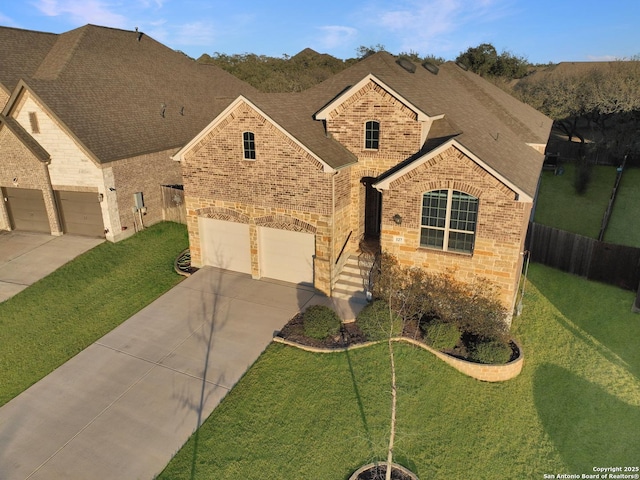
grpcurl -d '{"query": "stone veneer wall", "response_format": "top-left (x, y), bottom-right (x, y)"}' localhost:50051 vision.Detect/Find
top-left (182, 100), bottom-right (336, 295)
top-left (381, 145), bottom-right (530, 310)
top-left (0, 124), bottom-right (61, 234)
top-left (324, 79), bottom-right (423, 252)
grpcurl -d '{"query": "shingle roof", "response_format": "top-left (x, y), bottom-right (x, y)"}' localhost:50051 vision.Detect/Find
top-left (243, 52), bottom-right (552, 197)
top-left (0, 27), bottom-right (58, 95)
top-left (1, 25), bottom-right (257, 163)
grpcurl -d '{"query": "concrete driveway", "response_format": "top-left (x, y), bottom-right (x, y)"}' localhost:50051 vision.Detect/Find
top-left (0, 231), bottom-right (104, 303)
top-left (0, 266), bottom-right (320, 480)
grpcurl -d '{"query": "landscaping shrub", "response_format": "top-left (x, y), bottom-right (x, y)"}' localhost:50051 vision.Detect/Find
top-left (356, 300), bottom-right (403, 341)
top-left (468, 338), bottom-right (513, 364)
top-left (423, 319), bottom-right (460, 351)
top-left (302, 305), bottom-right (342, 340)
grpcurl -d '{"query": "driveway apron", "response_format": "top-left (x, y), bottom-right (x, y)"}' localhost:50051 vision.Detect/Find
top-left (0, 266), bottom-right (318, 480)
top-left (0, 232), bottom-right (104, 303)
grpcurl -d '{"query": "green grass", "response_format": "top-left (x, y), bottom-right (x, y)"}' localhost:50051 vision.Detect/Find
top-left (0, 222), bottom-right (188, 407)
top-left (534, 163), bottom-right (617, 238)
top-left (159, 262), bottom-right (640, 479)
top-left (604, 167), bottom-right (640, 247)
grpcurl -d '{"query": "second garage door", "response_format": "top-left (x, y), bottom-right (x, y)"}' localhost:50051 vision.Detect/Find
top-left (55, 190), bottom-right (104, 237)
top-left (199, 217), bottom-right (251, 274)
top-left (259, 227), bottom-right (314, 285)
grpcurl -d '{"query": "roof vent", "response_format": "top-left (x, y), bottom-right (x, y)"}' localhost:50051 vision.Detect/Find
top-left (422, 61), bottom-right (439, 75)
top-left (396, 58), bottom-right (416, 73)
top-left (455, 61), bottom-right (469, 71)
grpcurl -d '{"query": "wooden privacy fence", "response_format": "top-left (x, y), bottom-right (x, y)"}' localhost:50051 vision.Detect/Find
top-left (527, 222), bottom-right (640, 291)
top-left (161, 185), bottom-right (186, 224)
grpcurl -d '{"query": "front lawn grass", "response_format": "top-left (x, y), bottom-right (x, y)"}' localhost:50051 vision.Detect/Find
top-left (603, 167), bottom-right (640, 247)
top-left (159, 263), bottom-right (640, 479)
top-left (0, 222), bottom-right (188, 407)
top-left (534, 163), bottom-right (616, 238)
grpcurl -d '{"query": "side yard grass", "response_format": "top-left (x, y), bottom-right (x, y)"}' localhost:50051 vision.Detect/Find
top-left (603, 167), bottom-right (640, 247)
top-left (534, 163), bottom-right (617, 238)
top-left (0, 222), bottom-right (188, 407)
top-left (159, 263), bottom-right (640, 479)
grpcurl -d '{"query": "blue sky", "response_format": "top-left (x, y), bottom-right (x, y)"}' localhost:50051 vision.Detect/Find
top-left (1, 0), bottom-right (639, 63)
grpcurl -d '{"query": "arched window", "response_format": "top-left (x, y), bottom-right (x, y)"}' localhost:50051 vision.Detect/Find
top-left (420, 189), bottom-right (478, 254)
top-left (364, 120), bottom-right (380, 150)
top-left (243, 131), bottom-right (256, 160)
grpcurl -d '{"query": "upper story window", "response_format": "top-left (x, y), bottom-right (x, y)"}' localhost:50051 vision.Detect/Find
top-left (420, 189), bottom-right (478, 254)
top-left (243, 131), bottom-right (256, 160)
top-left (364, 120), bottom-right (380, 150)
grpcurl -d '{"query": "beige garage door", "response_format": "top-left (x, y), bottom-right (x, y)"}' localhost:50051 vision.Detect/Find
top-left (259, 227), bottom-right (314, 285)
top-left (3, 187), bottom-right (50, 233)
top-left (199, 217), bottom-right (251, 274)
top-left (55, 191), bottom-right (104, 237)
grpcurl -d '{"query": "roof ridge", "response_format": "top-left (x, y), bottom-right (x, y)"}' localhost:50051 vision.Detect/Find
top-left (33, 26), bottom-right (89, 81)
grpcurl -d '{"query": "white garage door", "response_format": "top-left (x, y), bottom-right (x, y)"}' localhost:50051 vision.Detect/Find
top-left (199, 218), bottom-right (251, 274)
top-left (259, 227), bottom-right (315, 285)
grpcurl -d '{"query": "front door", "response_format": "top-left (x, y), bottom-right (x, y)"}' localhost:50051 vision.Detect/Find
top-left (361, 177), bottom-right (382, 239)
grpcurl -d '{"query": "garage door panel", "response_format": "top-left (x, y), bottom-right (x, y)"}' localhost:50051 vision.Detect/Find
top-left (3, 187), bottom-right (50, 233)
top-left (199, 218), bottom-right (251, 274)
top-left (259, 227), bottom-right (314, 285)
top-left (55, 191), bottom-right (104, 237)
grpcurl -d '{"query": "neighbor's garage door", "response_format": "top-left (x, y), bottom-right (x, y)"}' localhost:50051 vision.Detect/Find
top-left (55, 190), bottom-right (104, 237)
top-left (199, 217), bottom-right (251, 274)
top-left (259, 227), bottom-right (314, 285)
top-left (3, 187), bottom-right (50, 233)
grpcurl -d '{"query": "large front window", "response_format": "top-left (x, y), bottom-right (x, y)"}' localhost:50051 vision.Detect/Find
top-left (420, 189), bottom-right (478, 254)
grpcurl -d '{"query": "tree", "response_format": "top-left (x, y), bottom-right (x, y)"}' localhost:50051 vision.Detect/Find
top-left (514, 59), bottom-right (640, 162)
top-left (367, 253), bottom-right (508, 479)
top-left (456, 43), bottom-right (529, 79)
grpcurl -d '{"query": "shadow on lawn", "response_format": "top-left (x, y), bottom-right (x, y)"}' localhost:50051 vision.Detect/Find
top-left (529, 266), bottom-right (640, 380)
top-left (533, 363), bottom-right (639, 470)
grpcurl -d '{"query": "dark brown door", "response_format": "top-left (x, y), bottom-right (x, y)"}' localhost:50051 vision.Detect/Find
top-left (362, 177), bottom-right (382, 239)
top-left (55, 190), bottom-right (104, 237)
top-left (3, 187), bottom-right (50, 233)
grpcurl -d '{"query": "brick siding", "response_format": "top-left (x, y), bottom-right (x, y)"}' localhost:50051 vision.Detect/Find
top-left (0, 125), bottom-right (61, 234)
top-left (381, 145), bottom-right (529, 310)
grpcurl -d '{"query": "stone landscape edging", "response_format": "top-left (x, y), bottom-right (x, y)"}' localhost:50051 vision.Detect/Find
top-left (272, 336), bottom-right (523, 382)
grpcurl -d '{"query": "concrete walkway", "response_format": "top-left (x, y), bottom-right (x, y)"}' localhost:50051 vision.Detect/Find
top-left (0, 231), bottom-right (104, 303)
top-left (0, 267), bottom-right (321, 480)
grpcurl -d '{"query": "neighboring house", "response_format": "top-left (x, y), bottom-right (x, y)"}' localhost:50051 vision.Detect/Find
top-left (0, 25), bottom-right (254, 240)
top-left (173, 53), bottom-right (553, 312)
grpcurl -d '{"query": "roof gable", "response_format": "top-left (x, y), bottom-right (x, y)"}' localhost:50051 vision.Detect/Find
top-left (373, 139), bottom-right (531, 202)
top-left (314, 74), bottom-right (437, 122)
top-left (173, 96), bottom-right (336, 173)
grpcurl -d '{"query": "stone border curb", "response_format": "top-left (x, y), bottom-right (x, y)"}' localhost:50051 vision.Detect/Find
top-left (272, 336), bottom-right (523, 382)
top-left (349, 462), bottom-right (419, 480)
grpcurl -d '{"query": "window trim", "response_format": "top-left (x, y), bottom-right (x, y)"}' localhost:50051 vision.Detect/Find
top-left (242, 131), bottom-right (256, 160)
top-left (420, 189), bottom-right (478, 254)
top-left (364, 120), bottom-right (380, 150)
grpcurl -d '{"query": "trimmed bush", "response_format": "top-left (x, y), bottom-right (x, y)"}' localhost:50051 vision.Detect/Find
top-left (423, 320), bottom-right (460, 351)
top-left (356, 300), bottom-right (403, 341)
top-left (302, 305), bottom-right (342, 340)
top-left (468, 339), bottom-right (513, 364)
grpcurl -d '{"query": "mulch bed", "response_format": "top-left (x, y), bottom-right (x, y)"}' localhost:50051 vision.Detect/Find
top-left (276, 315), bottom-right (426, 349)
top-left (276, 313), bottom-right (369, 349)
